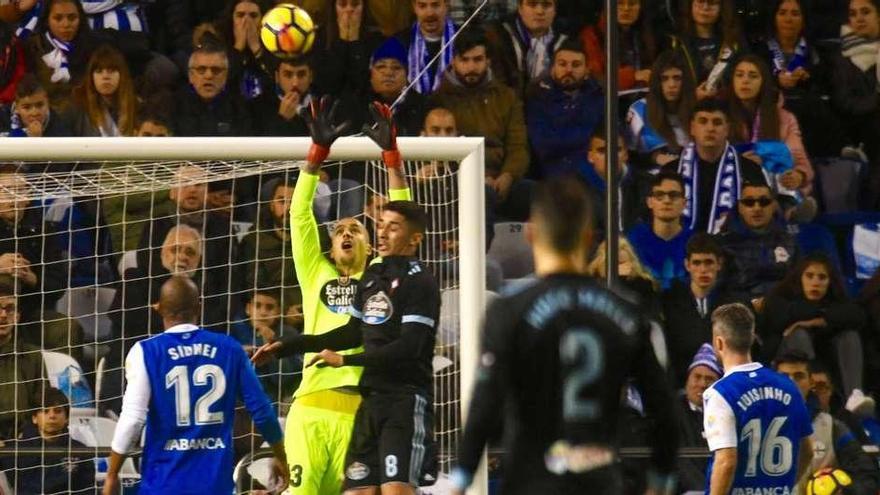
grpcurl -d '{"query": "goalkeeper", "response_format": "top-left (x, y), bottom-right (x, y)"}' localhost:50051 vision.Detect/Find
top-left (252, 96), bottom-right (410, 494)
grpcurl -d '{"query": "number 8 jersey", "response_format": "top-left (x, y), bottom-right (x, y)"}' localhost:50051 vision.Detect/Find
top-left (703, 363), bottom-right (813, 494)
top-left (117, 324), bottom-right (282, 494)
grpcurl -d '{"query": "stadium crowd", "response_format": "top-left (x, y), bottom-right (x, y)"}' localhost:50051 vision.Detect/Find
top-left (3, 0), bottom-right (880, 492)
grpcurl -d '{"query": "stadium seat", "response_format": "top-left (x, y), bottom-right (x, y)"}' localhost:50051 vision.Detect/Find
top-left (69, 415), bottom-right (140, 481)
top-left (42, 350), bottom-right (94, 409)
top-left (438, 289), bottom-right (498, 347)
top-left (117, 250), bottom-right (138, 275)
top-left (487, 222), bottom-right (534, 279)
top-left (815, 156), bottom-right (862, 213)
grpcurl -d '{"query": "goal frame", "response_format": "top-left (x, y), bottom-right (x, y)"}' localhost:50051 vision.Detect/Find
top-left (0, 136), bottom-right (489, 495)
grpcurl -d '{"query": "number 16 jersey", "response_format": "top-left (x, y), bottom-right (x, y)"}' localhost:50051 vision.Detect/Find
top-left (703, 363), bottom-right (813, 494)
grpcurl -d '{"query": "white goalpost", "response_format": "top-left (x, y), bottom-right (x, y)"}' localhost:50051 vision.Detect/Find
top-left (0, 136), bottom-right (488, 494)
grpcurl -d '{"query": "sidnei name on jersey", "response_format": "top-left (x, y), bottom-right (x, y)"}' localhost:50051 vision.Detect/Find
top-left (735, 386), bottom-right (793, 412)
top-left (167, 343), bottom-right (218, 360)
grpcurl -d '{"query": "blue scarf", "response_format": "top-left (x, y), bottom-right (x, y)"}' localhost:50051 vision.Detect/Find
top-left (513, 17), bottom-right (554, 80)
top-left (767, 37), bottom-right (807, 76)
top-left (42, 31), bottom-right (72, 83)
top-left (15, 1), bottom-right (41, 40)
top-left (407, 19), bottom-right (456, 94)
top-left (240, 69), bottom-right (262, 100)
top-left (678, 141), bottom-right (741, 234)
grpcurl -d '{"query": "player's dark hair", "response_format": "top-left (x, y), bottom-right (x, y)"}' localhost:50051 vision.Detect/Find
top-left (649, 170), bottom-right (685, 192)
top-left (33, 387), bottom-right (70, 417)
top-left (773, 349), bottom-right (810, 369)
top-left (453, 28), bottom-right (489, 57)
top-left (711, 303), bottom-right (755, 354)
top-left (14, 74), bottom-right (46, 101)
top-left (530, 176), bottom-right (593, 253)
top-left (685, 233), bottom-right (724, 260)
top-left (384, 201), bottom-right (428, 235)
top-left (690, 98), bottom-right (729, 122)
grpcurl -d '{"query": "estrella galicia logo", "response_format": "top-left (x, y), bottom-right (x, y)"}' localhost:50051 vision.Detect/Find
top-left (320, 277), bottom-right (358, 314)
top-left (362, 291), bottom-right (393, 325)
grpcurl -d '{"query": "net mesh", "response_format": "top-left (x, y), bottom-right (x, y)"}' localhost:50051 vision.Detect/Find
top-left (0, 156), bottom-right (462, 493)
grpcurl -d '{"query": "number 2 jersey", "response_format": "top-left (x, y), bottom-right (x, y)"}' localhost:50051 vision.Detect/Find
top-left (112, 324), bottom-right (283, 495)
top-left (455, 274), bottom-right (679, 492)
top-left (703, 363), bottom-right (812, 494)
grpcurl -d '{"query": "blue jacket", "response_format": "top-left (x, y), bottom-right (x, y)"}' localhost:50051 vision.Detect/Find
top-left (525, 76), bottom-right (604, 178)
top-left (717, 213), bottom-right (798, 297)
top-left (627, 222), bottom-right (692, 291)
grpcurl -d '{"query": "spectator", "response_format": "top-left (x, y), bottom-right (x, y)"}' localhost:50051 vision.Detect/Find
top-left (24, 0), bottom-right (98, 112)
top-left (0, 22), bottom-right (26, 105)
top-left (588, 238), bottom-right (661, 318)
top-left (662, 233), bottom-right (746, 382)
top-left (675, 343), bottom-right (722, 493)
top-left (717, 181), bottom-right (797, 298)
top-left (756, 0), bottom-right (841, 158)
top-left (313, 0), bottom-right (384, 96)
top-left (431, 29), bottom-right (532, 221)
top-left (135, 165), bottom-right (238, 322)
top-left (726, 54), bottom-right (816, 221)
top-left (487, 0), bottom-right (570, 97)
top-left (218, 0), bottom-right (276, 101)
top-left (673, 98), bottom-right (766, 234)
top-left (810, 361), bottom-right (837, 414)
top-left (627, 171), bottom-right (691, 290)
top-left (0, 171), bottom-right (66, 321)
top-left (667, 0), bottom-right (743, 99)
top-left (582, 126), bottom-right (653, 232)
top-left (0, 275), bottom-right (47, 441)
top-left (174, 41), bottom-right (253, 136)
top-left (628, 50), bottom-right (695, 167)
top-left (231, 287), bottom-right (302, 404)
top-left (775, 352), bottom-right (880, 495)
top-left (760, 253), bottom-right (865, 396)
top-left (830, 0), bottom-right (880, 208)
top-left (358, 37), bottom-right (428, 136)
top-left (101, 114), bottom-right (173, 255)
top-left (238, 179), bottom-right (302, 316)
top-left (580, 0), bottom-right (657, 91)
top-left (526, 40), bottom-right (604, 179)
top-left (66, 44), bottom-right (138, 136)
top-left (0, 73), bottom-right (72, 137)
top-left (252, 55), bottom-right (314, 136)
top-left (6, 387), bottom-right (94, 495)
top-left (395, 0), bottom-right (457, 95)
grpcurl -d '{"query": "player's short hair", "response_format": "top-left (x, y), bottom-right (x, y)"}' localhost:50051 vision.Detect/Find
top-left (773, 349), bottom-right (810, 369)
top-left (384, 201), bottom-right (428, 235)
top-left (33, 387), bottom-right (69, 416)
top-left (15, 73), bottom-right (46, 101)
top-left (530, 176), bottom-right (593, 253)
top-left (690, 98), bottom-right (729, 122)
top-left (453, 28), bottom-right (489, 57)
top-left (650, 170), bottom-right (685, 192)
top-left (711, 303), bottom-right (755, 354)
top-left (686, 233), bottom-right (724, 260)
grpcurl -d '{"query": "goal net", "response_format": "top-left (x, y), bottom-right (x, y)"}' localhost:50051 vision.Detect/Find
top-left (0, 136), bottom-right (487, 494)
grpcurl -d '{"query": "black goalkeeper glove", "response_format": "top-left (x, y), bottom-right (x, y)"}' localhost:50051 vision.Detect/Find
top-left (362, 102), bottom-right (401, 169)
top-left (301, 95), bottom-right (350, 164)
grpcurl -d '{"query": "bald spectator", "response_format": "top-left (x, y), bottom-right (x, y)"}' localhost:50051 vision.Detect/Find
top-left (174, 42), bottom-right (253, 136)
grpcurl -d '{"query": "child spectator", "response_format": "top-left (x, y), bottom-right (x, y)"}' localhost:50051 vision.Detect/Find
top-left (231, 287), bottom-right (302, 404)
top-left (6, 387), bottom-right (94, 494)
top-left (66, 45), bottom-right (137, 136)
top-left (0, 73), bottom-right (72, 137)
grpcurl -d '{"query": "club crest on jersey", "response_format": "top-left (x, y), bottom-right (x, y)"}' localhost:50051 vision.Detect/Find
top-left (320, 277), bottom-right (357, 314)
top-left (362, 291), bottom-right (393, 325)
top-left (346, 462), bottom-right (370, 481)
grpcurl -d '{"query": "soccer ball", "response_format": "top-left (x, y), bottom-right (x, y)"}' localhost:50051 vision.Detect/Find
top-left (260, 4), bottom-right (315, 58)
top-left (806, 467), bottom-right (853, 495)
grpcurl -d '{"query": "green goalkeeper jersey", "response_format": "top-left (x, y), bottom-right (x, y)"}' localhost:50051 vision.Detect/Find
top-left (289, 172), bottom-right (410, 398)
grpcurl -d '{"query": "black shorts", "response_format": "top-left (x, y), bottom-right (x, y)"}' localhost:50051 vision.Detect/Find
top-left (343, 392), bottom-right (434, 489)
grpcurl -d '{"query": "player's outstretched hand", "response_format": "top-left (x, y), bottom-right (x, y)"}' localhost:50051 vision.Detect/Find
top-left (362, 102), bottom-right (398, 151)
top-left (251, 341), bottom-right (282, 367)
top-left (269, 456), bottom-right (290, 494)
top-left (302, 95), bottom-right (350, 164)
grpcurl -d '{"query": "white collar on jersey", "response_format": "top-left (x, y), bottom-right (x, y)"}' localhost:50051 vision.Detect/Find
top-left (165, 323), bottom-right (200, 334)
top-left (723, 362), bottom-right (762, 377)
